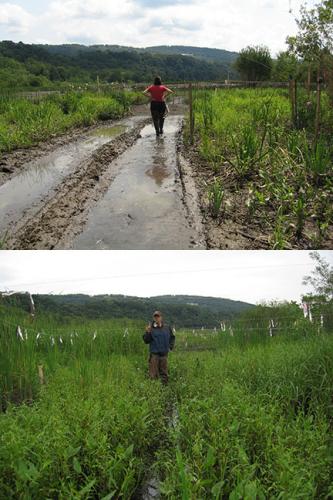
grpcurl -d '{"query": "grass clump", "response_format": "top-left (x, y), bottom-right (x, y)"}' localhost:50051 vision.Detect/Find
top-left (0, 90), bottom-right (143, 153)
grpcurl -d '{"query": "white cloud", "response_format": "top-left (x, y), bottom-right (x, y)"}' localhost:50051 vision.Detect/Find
top-left (0, 0), bottom-right (319, 53)
top-left (47, 0), bottom-right (140, 20)
top-left (0, 2), bottom-right (33, 34)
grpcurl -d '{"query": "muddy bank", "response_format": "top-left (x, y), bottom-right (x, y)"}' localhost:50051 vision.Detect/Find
top-left (179, 134), bottom-right (333, 250)
top-left (5, 112), bottom-right (205, 250)
top-left (0, 99), bottom-right (186, 187)
top-left (179, 137), bottom-right (271, 249)
top-left (0, 119), bottom-right (128, 188)
top-left (5, 118), bottom-right (150, 249)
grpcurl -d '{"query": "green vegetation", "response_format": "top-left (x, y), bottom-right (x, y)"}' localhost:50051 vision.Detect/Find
top-left (160, 335), bottom-right (333, 499)
top-left (0, 41), bottom-right (237, 90)
top-left (0, 297), bottom-right (332, 498)
top-left (234, 46), bottom-right (273, 81)
top-left (2, 294), bottom-right (254, 329)
top-left (1, 258), bottom-right (333, 499)
top-left (186, 87), bottom-right (333, 248)
top-left (0, 90), bottom-right (144, 152)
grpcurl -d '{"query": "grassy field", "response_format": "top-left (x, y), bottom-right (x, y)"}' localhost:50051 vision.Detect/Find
top-left (185, 87), bottom-right (333, 249)
top-left (0, 89), bottom-right (145, 153)
top-left (1, 304), bottom-right (332, 498)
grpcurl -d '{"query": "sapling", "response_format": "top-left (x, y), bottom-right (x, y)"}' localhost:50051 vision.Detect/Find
top-left (208, 179), bottom-right (225, 218)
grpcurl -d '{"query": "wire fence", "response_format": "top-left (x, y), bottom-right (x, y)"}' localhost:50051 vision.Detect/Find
top-left (1, 309), bottom-right (332, 349)
top-left (0, 79), bottom-right (317, 101)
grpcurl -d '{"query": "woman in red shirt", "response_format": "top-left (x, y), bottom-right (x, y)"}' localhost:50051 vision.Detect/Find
top-left (143, 76), bottom-right (173, 136)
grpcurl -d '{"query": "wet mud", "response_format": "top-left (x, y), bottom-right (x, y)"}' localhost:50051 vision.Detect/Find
top-left (0, 118), bottom-right (141, 236)
top-left (4, 118), bottom-right (149, 249)
top-left (3, 104), bottom-right (205, 250)
top-left (70, 116), bottom-right (203, 250)
top-left (0, 118), bottom-right (133, 187)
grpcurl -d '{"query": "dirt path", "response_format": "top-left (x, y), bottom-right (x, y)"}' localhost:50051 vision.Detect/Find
top-left (1, 106), bottom-right (205, 250)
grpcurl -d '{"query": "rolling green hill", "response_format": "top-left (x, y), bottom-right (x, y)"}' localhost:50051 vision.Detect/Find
top-left (40, 43), bottom-right (239, 64)
top-left (0, 41), bottom-right (239, 90)
top-left (1, 293), bottom-right (254, 328)
top-left (145, 45), bottom-right (239, 63)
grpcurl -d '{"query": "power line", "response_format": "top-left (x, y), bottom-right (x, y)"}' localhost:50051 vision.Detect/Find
top-left (1, 262), bottom-right (313, 291)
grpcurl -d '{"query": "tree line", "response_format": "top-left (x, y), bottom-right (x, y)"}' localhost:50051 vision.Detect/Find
top-left (234, 0), bottom-right (332, 90)
top-left (0, 41), bottom-right (236, 90)
top-left (0, 294), bottom-right (254, 329)
top-left (0, 2), bottom-right (331, 90)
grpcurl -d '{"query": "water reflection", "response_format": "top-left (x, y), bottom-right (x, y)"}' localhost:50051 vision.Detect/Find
top-left (89, 125), bottom-right (127, 138)
top-left (145, 140), bottom-right (170, 186)
top-left (0, 118), bottom-right (139, 233)
top-left (71, 116), bottom-right (196, 250)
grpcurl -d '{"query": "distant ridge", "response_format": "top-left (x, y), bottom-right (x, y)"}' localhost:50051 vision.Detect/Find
top-left (1, 293), bottom-right (254, 328)
top-left (0, 40), bottom-right (240, 86)
top-left (144, 45), bottom-right (239, 63)
top-left (41, 43), bottom-right (239, 64)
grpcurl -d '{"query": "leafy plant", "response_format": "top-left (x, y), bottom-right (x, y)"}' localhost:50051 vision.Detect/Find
top-left (208, 179), bottom-right (225, 218)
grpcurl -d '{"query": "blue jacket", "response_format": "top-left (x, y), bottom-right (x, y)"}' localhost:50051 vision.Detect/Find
top-left (143, 323), bottom-right (175, 354)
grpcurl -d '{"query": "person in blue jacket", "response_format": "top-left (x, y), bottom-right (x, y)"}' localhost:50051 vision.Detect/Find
top-left (143, 310), bottom-right (175, 384)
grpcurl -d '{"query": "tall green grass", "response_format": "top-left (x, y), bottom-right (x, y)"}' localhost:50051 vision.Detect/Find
top-left (0, 90), bottom-right (144, 153)
top-left (159, 336), bottom-right (333, 499)
top-left (1, 304), bottom-right (332, 498)
top-left (186, 88), bottom-right (333, 248)
top-left (0, 312), bottom-right (147, 409)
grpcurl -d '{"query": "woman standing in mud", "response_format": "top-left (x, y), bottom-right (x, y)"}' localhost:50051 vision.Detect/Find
top-left (143, 76), bottom-right (173, 136)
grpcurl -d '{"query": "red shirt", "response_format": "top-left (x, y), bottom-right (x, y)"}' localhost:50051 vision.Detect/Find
top-left (146, 85), bottom-right (169, 102)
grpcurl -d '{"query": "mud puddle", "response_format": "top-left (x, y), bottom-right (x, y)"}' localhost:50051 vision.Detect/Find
top-left (0, 117), bottom-right (141, 236)
top-left (89, 125), bottom-right (127, 138)
top-left (69, 116), bottom-right (202, 249)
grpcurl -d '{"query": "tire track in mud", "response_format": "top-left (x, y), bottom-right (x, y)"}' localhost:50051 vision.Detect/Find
top-left (5, 113), bottom-right (206, 250)
top-left (6, 118), bottom-right (150, 249)
top-left (70, 115), bottom-right (205, 250)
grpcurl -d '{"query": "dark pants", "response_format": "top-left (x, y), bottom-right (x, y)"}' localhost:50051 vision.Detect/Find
top-left (149, 353), bottom-right (168, 384)
top-left (150, 101), bottom-right (167, 135)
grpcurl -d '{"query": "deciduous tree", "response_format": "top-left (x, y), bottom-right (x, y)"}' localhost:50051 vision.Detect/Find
top-left (234, 45), bottom-right (272, 81)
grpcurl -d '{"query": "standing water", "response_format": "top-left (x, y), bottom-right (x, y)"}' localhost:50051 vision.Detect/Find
top-left (0, 117), bottom-right (140, 235)
top-left (70, 115), bottom-right (201, 249)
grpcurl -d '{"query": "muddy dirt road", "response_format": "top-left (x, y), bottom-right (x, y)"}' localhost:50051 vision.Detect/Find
top-left (1, 108), bottom-right (205, 249)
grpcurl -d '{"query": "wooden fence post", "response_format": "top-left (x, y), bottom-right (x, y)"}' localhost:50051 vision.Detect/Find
top-left (289, 78), bottom-right (297, 128)
top-left (38, 365), bottom-right (45, 385)
top-left (307, 65), bottom-right (311, 96)
top-left (314, 75), bottom-right (322, 144)
top-left (189, 82), bottom-right (194, 144)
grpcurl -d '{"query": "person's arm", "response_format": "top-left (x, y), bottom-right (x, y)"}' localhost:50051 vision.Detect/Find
top-left (169, 326), bottom-right (176, 350)
top-left (143, 86), bottom-right (152, 97)
top-left (143, 323), bottom-right (153, 344)
top-left (163, 87), bottom-right (174, 102)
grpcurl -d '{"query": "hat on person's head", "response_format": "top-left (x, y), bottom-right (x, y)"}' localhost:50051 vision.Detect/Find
top-left (153, 310), bottom-right (162, 317)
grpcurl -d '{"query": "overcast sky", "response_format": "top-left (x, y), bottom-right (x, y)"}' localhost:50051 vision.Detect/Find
top-left (0, 0), bottom-right (316, 55)
top-left (1, 250), bottom-right (332, 304)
